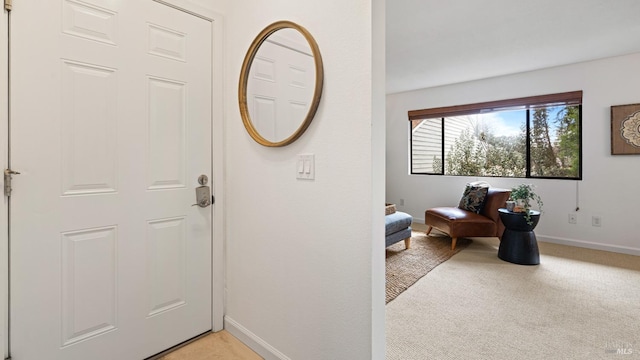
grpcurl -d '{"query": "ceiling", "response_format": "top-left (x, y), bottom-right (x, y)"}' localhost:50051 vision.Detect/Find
top-left (386, 0), bottom-right (640, 94)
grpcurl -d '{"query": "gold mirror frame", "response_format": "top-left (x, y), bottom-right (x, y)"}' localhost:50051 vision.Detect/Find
top-left (239, 21), bottom-right (324, 147)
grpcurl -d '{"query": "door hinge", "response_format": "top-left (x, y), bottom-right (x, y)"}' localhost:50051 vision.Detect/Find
top-left (4, 169), bottom-right (20, 197)
top-left (211, 195), bottom-right (215, 204)
top-left (4, 0), bottom-right (12, 12)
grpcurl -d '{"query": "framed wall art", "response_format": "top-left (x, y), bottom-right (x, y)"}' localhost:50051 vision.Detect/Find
top-left (611, 103), bottom-right (640, 155)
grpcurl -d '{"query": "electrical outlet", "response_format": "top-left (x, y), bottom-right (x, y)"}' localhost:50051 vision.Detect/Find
top-left (592, 216), bottom-right (602, 227)
top-left (399, 199), bottom-right (405, 206)
top-left (568, 213), bottom-right (577, 224)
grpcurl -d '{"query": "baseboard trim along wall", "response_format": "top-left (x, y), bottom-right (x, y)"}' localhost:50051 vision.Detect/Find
top-left (410, 217), bottom-right (640, 256)
top-left (224, 316), bottom-right (292, 360)
top-left (537, 235), bottom-right (640, 256)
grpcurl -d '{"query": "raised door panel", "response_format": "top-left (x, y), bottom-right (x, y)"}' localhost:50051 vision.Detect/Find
top-left (61, 60), bottom-right (118, 196)
top-left (147, 217), bottom-right (186, 317)
top-left (62, 0), bottom-right (117, 45)
top-left (148, 77), bottom-right (186, 190)
top-left (148, 23), bottom-right (187, 62)
top-left (61, 227), bottom-right (118, 346)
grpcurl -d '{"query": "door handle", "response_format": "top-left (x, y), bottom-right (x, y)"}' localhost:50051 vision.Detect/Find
top-left (192, 198), bottom-right (211, 207)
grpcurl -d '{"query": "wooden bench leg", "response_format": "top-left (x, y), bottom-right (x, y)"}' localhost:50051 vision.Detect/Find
top-left (451, 237), bottom-right (457, 250)
top-left (426, 226), bottom-right (433, 236)
top-left (404, 237), bottom-right (411, 249)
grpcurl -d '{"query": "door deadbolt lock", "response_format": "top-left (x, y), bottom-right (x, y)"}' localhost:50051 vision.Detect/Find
top-left (192, 185), bottom-right (211, 208)
top-left (198, 174), bottom-right (208, 186)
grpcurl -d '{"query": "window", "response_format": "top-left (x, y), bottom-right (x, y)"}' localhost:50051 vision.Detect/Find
top-left (409, 91), bottom-right (582, 180)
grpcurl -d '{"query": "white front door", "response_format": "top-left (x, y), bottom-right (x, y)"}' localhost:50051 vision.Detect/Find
top-left (9, 1), bottom-right (213, 359)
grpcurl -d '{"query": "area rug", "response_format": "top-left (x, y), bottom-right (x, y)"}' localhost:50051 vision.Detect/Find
top-left (385, 230), bottom-right (470, 303)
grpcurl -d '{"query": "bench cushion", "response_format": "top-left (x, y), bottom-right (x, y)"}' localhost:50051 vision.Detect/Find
top-left (385, 211), bottom-right (412, 236)
top-left (425, 207), bottom-right (496, 238)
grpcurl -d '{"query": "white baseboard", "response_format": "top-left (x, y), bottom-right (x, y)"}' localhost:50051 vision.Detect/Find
top-left (224, 316), bottom-right (291, 360)
top-left (409, 215), bottom-right (639, 256)
top-left (537, 235), bottom-right (640, 256)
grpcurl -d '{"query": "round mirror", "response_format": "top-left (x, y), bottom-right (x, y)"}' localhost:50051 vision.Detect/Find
top-left (239, 21), bottom-right (324, 147)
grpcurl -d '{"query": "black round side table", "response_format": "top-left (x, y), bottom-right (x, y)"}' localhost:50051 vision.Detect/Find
top-left (498, 208), bottom-right (541, 265)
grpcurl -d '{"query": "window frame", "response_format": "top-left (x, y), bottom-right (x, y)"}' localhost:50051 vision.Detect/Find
top-left (408, 91), bottom-right (583, 180)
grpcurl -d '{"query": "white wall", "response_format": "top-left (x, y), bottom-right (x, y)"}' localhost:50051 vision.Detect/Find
top-left (370, 0), bottom-right (386, 357)
top-left (1, 7), bottom-right (8, 359)
top-left (387, 52), bottom-right (640, 255)
top-left (217, 1), bottom-right (384, 359)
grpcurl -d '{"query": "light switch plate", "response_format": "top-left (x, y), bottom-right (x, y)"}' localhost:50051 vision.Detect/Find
top-left (296, 154), bottom-right (315, 180)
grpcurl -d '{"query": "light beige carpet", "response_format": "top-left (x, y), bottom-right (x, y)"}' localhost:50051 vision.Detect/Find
top-left (386, 236), bottom-right (640, 360)
top-left (386, 227), bottom-right (470, 304)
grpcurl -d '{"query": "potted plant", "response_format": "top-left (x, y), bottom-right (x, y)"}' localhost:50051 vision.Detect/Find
top-left (509, 184), bottom-right (543, 225)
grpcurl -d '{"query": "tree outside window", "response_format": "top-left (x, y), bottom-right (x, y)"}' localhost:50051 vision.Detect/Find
top-left (409, 92), bottom-right (582, 180)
